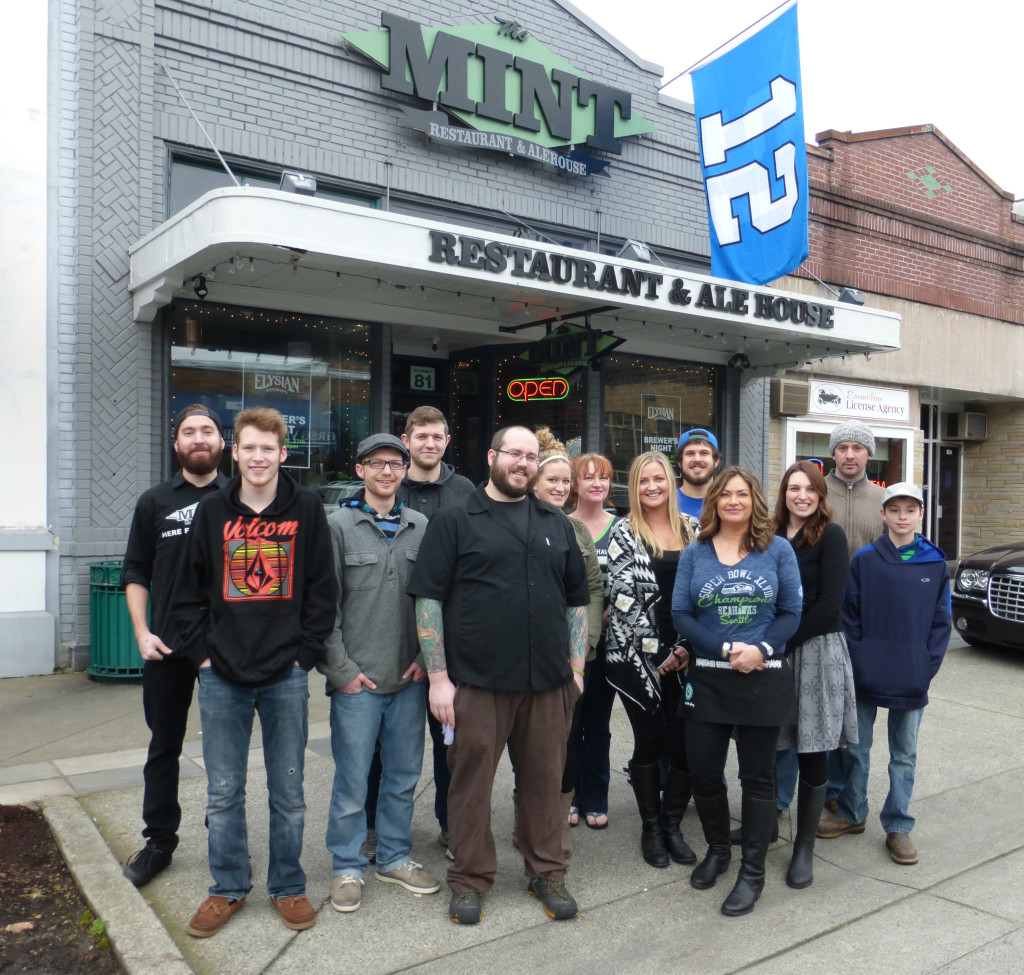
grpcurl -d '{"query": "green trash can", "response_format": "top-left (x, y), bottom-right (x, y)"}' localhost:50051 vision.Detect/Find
top-left (87, 560), bottom-right (144, 681)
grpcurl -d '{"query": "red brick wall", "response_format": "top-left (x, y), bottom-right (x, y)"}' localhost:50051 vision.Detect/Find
top-left (798, 128), bottom-right (1024, 325)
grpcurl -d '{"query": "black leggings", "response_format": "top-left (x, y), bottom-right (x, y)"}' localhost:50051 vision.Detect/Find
top-left (620, 673), bottom-right (687, 770)
top-left (795, 750), bottom-right (827, 787)
top-left (686, 720), bottom-right (779, 801)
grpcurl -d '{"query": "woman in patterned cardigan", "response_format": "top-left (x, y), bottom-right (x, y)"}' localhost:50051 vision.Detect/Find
top-left (605, 451), bottom-right (695, 869)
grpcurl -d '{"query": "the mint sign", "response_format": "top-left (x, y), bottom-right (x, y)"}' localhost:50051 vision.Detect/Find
top-left (398, 107), bottom-right (609, 176)
top-left (517, 322), bottom-right (626, 376)
top-left (342, 13), bottom-right (654, 174)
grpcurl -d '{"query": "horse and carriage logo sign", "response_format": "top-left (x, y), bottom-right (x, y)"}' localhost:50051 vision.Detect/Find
top-left (808, 381), bottom-right (910, 423)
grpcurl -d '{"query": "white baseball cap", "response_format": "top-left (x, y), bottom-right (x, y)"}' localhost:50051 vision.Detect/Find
top-left (882, 482), bottom-right (923, 506)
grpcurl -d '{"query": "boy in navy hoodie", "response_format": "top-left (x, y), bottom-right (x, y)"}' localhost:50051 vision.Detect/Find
top-left (173, 408), bottom-right (337, 937)
top-left (817, 482), bottom-right (951, 865)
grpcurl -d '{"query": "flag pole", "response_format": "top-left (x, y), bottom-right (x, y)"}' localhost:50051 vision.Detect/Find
top-left (658, 0), bottom-right (794, 90)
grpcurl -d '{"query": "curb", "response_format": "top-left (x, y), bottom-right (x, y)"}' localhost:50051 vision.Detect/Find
top-left (42, 795), bottom-right (194, 975)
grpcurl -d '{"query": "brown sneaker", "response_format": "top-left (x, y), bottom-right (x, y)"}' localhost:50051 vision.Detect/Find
top-left (886, 832), bottom-right (918, 865)
top-left (817, 810), bottom-right (867, 839)
top-left (187, 896), bottom-right (245, 937)
top-left (272, 894), bottom-right (317, 930)
top-left (823, 799), bottom-right (838, 815)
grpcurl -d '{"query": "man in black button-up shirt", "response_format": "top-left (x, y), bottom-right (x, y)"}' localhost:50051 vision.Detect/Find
top-left (119, 405), bottom-right (228, 888)
top-left (408, 426), bottom-right (589, 924)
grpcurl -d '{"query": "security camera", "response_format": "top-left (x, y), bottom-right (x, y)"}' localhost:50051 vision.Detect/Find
top-left (431, 334), bottom-right (440, 352)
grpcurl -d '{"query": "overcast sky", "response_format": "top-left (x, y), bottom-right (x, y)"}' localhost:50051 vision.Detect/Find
top-left (571, 0), bottom-right (1022, 199)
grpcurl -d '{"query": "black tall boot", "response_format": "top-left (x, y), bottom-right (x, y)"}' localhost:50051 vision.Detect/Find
top-left (661, 767), bottom-right (697, 864)
top-left (732, 760), bottom-right (781, 844)
top-left (730, 812), bottom-right (779, 845)
top-left (786, 779), bottom-right (827, 889)
top-left (690, 792), bottom-right (732, 889)
top-left (721, 795), bottom-right (776, 916)
top-left (628, 762), bottom-right (669, 868)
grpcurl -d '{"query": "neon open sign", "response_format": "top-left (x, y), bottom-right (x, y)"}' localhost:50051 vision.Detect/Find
top-left (506, 377), bottom-right (569, 403)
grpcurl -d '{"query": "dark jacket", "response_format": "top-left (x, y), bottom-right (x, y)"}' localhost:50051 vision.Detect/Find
top-left (842, 533), bottom-right (952, 710)
top-left (172, 469), bottom-right (338, 686)
top-left (395, 462), bottom-right (475, 520)
top-left (786, 521), bottom-right (849, 648)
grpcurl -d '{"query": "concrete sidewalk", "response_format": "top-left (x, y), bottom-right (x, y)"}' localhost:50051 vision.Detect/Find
top-left (5, 636), bottom-right (1024, 975)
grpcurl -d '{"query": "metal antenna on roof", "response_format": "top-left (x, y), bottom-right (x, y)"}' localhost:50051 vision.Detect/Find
top-left (158, 60), bottom-right (241, 187)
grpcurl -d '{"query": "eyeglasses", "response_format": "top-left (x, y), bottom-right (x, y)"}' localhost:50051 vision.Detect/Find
top-left (361, 459), bottom-right (407, 471)
top-left (496, 448), bottom-right (540, 466)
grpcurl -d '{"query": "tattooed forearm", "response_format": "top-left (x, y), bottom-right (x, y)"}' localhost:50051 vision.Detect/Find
top-left (567, 604), bottom-right (587, 671)
top-left (416, 597), bottom-right (447, 673)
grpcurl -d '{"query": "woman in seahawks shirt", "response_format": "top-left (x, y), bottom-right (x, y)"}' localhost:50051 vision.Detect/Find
top-left (671, 466), bottom-right (801, 917)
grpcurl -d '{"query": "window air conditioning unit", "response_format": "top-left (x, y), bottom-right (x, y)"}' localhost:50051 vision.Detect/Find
top-left (770, 378), bottom-right (811, 417)
top-left (944, 411), bottom-right (988, 441)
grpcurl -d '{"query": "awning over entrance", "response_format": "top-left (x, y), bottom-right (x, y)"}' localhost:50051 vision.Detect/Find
top-left (130, 188), bottom-right (900, 370)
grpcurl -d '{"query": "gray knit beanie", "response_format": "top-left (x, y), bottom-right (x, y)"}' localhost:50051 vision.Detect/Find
top-left (829, 420), bottom-right (875, 457)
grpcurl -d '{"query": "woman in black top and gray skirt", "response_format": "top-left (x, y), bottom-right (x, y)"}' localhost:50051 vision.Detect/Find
top-left (773, 461), bottom-right (858, 888)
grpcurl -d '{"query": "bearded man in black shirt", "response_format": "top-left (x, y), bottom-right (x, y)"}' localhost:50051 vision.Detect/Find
top-left (408, 425), bottom-right (590, 925)
top-left (119, 405), bottom-right (228, 887)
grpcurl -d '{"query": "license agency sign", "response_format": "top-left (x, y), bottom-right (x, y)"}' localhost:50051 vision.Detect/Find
top-left (808, 380), bottom-right (910, 423)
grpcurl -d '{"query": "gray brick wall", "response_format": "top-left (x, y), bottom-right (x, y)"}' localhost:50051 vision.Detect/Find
top-left (57, 0), bottom-right (709, 659)
top-left (737, 376), bottom-right (769, 486)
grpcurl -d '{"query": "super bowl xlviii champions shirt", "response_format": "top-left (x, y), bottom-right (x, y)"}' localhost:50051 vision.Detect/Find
top-left (671, 537), bottom-right (803, 726)
top-left (671, 536), bottom-right (803, 660)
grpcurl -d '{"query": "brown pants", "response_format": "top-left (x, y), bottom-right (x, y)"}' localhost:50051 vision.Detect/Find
top-left (446, 681), bottom-right (578, 894)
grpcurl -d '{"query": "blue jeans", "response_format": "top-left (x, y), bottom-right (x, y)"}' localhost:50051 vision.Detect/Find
top-left (366, 709), bottom-right (450, 831)
top-left (197, 665), bottom-right (310, 900)
top-left (326, 681), bottom-right (427, 876)
top-left (836, 699), bottom-right (923, 834)
top-left (826, 747), bottom-right (846, 802)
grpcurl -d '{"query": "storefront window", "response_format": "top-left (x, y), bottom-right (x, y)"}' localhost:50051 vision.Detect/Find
top-left (602, 354), bottom-right (718, 492)
top-left (168, 156), bottom-right (379, 215)
top-left (449, 357), bottom-right (484, 484)
top-left (494, 351), bottom-right (585, 453)
top-left (168, 302), bottom-right (373, 487)
top-left (788, 421), bottom-right (910, 488)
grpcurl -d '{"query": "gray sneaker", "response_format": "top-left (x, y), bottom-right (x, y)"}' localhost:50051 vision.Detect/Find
top-left (437, 829), bottom-right (454, 862)
top-left (360, 828), bottom-right (377, 863)
top-left (330, 874), bottom-right (364, 913)
top-left (375, 860), bottom-right (440, 894)
top-left (528, 877), bottom-right (579, 920)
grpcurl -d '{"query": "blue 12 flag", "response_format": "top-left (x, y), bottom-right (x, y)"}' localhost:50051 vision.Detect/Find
top-left (691, 4), bottom-right (808, 285)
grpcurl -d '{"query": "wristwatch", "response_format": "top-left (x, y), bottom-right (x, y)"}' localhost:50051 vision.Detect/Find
top-left (721, 641), bottom-right (732, 659)
top-left (760, 641), bottom-right (775, 658)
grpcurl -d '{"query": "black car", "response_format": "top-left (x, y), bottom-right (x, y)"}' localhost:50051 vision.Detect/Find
top-left (952, 545), bottom-right (1024, 650)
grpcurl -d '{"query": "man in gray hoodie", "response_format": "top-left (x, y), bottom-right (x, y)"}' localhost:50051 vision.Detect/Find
top-left (319, 433), bottom-right (440, 915)
top-left (397, 405), bottom-right (475, 517)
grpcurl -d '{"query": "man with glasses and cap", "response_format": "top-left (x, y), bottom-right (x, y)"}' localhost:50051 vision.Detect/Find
top-left (120, 405), bottom-right (228, 887)
top-left (321, 434), bottom-right (441, 915)
top-left (675, 428), bottom-right (721, 535)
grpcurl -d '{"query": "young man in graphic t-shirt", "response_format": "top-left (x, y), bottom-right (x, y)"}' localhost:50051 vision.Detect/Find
top-left (173, 407), bottom-right (337, 938)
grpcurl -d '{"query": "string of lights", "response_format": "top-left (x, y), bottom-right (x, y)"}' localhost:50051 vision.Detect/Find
top-left (185, 254), bottom-right (879, 369)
